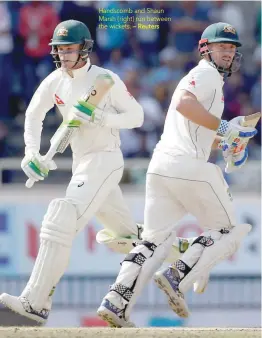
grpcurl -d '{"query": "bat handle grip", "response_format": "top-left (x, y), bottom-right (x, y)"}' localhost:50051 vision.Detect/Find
top-left (25, 178), bottom-right (36, 189)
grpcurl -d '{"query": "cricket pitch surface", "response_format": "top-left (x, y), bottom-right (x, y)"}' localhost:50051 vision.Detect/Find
top-left (0, 328), bottom-right (261, 338)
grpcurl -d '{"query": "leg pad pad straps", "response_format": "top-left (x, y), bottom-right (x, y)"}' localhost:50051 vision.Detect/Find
top-left (115, 240), bottom-right (158, 302)
top-left (191, 236), bottom-right (214, 248)
top-left (121, 241), bottom-right (157, 266)
top-left (110, 283), bottom-right (133, 302)
top-left (140, 240), bottom-right (157, 252)
top-left (104, 240), bottom-right (159, 312)
top-left (122, 253), bottom-right (146, 266)
top-left (175, 259), bottom-right (191, 276)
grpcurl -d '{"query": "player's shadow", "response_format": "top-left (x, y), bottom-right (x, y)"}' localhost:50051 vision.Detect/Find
top-left (0, 304), bottom-right (43, 327)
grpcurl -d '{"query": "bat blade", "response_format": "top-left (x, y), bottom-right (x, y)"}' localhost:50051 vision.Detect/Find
top-left (78, 73), bottom-right (114, 117)
top-left (48, 120), bottom-right (81, 156)
top-left (84, 73), bottom-right (114, 107)
top-left (241, 112), bottom-right (261, 127)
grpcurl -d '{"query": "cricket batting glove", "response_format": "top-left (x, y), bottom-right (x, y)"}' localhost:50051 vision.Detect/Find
top-left (217, 116), bottom-right (257, 144)
top-left (228, 146), bottom-right (249, 173)
top-left (219, 140), bottom-right (249, 173)
top-left (21, 151), bottom-right (57, 183)
top-left (73, 99), bottom-right (105, 126)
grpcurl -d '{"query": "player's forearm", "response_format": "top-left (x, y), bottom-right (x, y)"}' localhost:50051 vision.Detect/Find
top-left (23, 81), bottom-right (54, 154)
top-left (176, 94), bottom-right (220, 131)
top-left (23, 98), bottom-right (47, 154)
top-left (24, 113), bottom-right (43, 154)
top-left (104, 105), bottom-right (144, 129)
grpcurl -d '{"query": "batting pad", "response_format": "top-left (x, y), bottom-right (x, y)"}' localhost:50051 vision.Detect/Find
top-left (21, 199), bottom-right (77, 310)
top-left (108, 233), bottom-right (176, 320)
top-left (179, 223), bottom-right (251, 293)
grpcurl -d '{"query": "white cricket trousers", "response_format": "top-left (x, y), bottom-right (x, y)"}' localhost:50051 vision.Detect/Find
top-left (143, 151), bottom-right (236, 244)
top-left (66, 150), bottom-right (137, 237)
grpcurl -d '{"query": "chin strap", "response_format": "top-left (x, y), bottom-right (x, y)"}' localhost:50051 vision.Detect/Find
top-left (207, 53), bottom-right (232, 78)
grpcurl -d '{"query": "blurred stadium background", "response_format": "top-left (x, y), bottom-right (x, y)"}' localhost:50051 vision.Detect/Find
top-left (0, 0), bottom-right (260, 328)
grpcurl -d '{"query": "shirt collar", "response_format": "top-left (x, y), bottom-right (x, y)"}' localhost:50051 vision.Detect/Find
top-left (199, 59), bottom-right (224, 84)
top-left (62, 58), bottom-right (91, 79)
top-left (199, 58), bottom-right (214, 69)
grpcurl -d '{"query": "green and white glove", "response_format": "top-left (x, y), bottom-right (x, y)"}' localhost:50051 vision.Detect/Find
top-left (73, 100), bottom-right (105, 126)
top-left (21, 151), bottom-right (57, 183)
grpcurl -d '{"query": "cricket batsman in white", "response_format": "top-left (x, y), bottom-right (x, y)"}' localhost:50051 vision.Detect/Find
top-left (0, 19), bottom-right (146, 323)
top-left (97, 22), bottom-right (258, 327)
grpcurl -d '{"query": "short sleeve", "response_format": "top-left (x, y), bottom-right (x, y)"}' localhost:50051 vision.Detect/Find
top-left (179, 68), bottom-right (216, 102)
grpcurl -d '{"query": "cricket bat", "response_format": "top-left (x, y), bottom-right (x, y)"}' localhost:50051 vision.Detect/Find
top-left (225, 112), bottom-right (261, 173)
top-left (240, 111), bottom-right (261, 127)
top-left (232, 112), bottom-right (261, 152)
top-left (26, 73), bottom-right (115, 188)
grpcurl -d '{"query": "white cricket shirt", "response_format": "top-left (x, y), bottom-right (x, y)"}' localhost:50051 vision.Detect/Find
top-left (156, 59), bottom-right (225, 161)
top-left (24, 59), bottom-right (144, 159)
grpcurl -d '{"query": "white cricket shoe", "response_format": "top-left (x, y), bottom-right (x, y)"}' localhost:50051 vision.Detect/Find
top-left (97, 298), bottom-right (135, 328)
top-left (154, 267), bottom-right (190, 318)
top-left (0, 293), bottom-right (49, 324)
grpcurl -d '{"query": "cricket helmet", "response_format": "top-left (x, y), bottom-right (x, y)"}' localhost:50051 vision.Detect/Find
top-left (198, 22), bottom-right (242, 76)
top-left (49, 20), bottom-right (94, 68)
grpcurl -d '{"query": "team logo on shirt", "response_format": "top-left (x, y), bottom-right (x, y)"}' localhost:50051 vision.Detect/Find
top-left (57, 27), bottom-right (68, 37)
top-left (223, 25), bottom-right (236, 35)
top-left (55, 94), bottom-right (65, 105)
top-left (189, 79), bottom-right (196, 87)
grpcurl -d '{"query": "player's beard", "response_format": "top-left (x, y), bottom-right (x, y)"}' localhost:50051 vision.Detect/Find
top-left (213, 52), bottom-right (233, 70)
top-left (219, 59), bottom-right (232, 71)
top-left (209, 50), bottom-right (242, 73)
